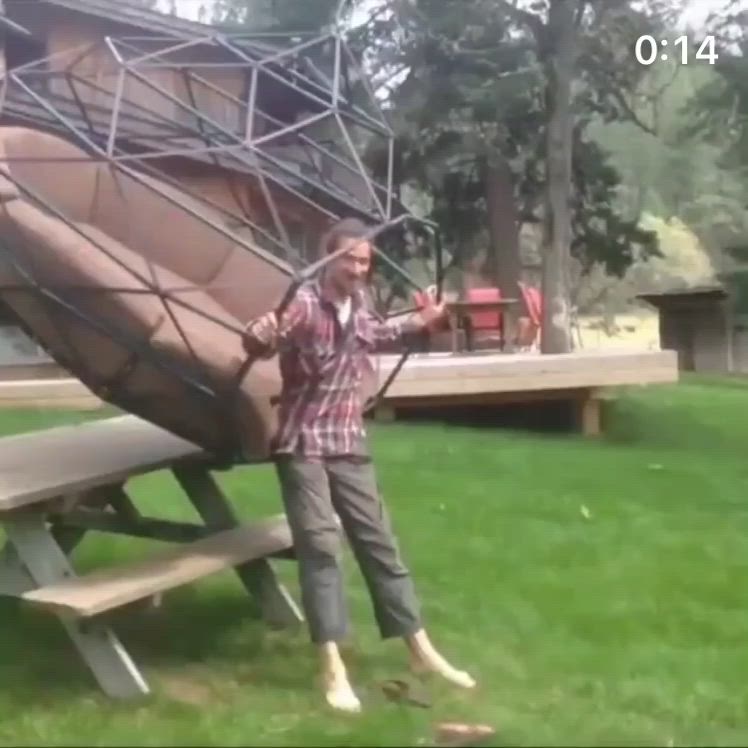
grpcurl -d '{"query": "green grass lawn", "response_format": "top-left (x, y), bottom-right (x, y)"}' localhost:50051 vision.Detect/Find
top-left (1, 377), bottom-right (747, 746)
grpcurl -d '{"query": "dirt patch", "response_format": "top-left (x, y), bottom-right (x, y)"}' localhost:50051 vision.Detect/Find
top-left (159, 671), bottom-right (217, 706)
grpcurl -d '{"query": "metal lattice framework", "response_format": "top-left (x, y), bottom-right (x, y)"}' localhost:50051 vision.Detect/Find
top-left (2, 29), bottom-right (403, 250)
top-left (0, 23), bottom-right (443, 459)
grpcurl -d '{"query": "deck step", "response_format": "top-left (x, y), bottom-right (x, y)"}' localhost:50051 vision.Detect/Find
top-left (21, 515), bottom-right (291, 618)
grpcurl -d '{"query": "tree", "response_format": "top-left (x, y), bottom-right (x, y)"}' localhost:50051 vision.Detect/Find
top-left (361, 0), bottom-right (534, 306)
top-left (364, 0), bottom-right (671, 351)
top-left (502, 0), bottom-right (682, 351)
top-left (537, 0), bottom-right (578, 352)
top-left (680, 3), bottom-right (748, 312)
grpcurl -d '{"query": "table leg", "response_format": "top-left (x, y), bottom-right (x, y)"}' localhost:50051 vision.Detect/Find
top-left (0, 541), bottom-right (34, 596)
top-left (449, 313), bottom-right (458, 354)
top-left (0, 520), bottom-right (86, 597)
top-left (2, 514), bottom-right (149, 699)
top-left (172, 464), bottom-right (303, 629)
top-left (463, 315), bottom-right (474, 352)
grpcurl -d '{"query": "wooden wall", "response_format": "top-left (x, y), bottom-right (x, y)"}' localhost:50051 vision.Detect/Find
top-left (655, 296), bottom-right (732, 374)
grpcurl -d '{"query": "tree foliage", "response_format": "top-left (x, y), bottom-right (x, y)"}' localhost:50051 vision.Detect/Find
top-left (209, 0), bottom-right (344, 31)
top-left (676, 4), bottom-right (748, 312)
top-left (360, 0), bottom-right (676, 350)
top-left (382, 4), bottom-right (665, 249)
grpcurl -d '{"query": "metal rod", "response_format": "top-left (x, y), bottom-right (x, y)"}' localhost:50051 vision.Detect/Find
top-left (245, 65), bottom-right (258, 143)
top-left (62, 42), bottom-right (102, 75)
top-left (106, 67), bottom-right (126, 157)
top-left (335, 0), bottom-right (349, 25)
top-left (0, 283), bottom-right (241, 295)
top-left (6, 43), bottom-right (87, 77)
top-left (216, 31), bottom-right (391, 137)
top-left (217, 36), bottom-right (335, 112)
top-left (0, 67), bottom-right (9, 117)
top-left (386, 136), bottom-right (394, 220)
top-left (126, 34), bottom-right (216, 66)
top-left (1, 28), bottom-right (435, 302)
top-left (0, 126), bottom-right (291, 261)
top-left (44, 69), bottom-right (200, 136)
top-left (175, 64), bottom-right (391, 197)
top-left (5, 93), bottom-right (369, 228)
top-left (337, 105), bottom-right (391, 140)
top-left (334, 110), bottom-right (386, 218)
top-left (122, 60), bottom-right (257, 70)
top-left (103, 35), bottom-right (125, 66)
top-left (306, 49), bottom-right (392, 135)
top-left (239, 31), bottom-right (331, 67)
top-left (10, 76), bottom-right (295, 277)
top-left (340, 38), bottom-right (393, 134)
top-left (251, 110), bottom-right (329, 147)
top-left (65, 73), bottom-right (97, 136)
top-left (0, 168), bottom-right (249, 335)
top-left (111, 63), bottom-right (368, 220)
top-left (332, 35), bottom-right (341, 109)
top-left (0, 233), bottom-right (91, 377)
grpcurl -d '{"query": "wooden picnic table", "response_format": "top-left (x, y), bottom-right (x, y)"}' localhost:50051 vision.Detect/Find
top-left (445, 298), bottom-right (519, 353)
top-left (0, 415), bottom-right (302, 699)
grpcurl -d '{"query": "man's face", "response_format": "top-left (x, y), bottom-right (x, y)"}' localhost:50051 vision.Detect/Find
top-left (328, 236), bottom-right (372, 296)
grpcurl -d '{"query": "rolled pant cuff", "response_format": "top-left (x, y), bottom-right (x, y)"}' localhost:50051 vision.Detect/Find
top-left (378, 619), bottom-right (423, 641)
top-left (308, 626), bottom-right (349, 645)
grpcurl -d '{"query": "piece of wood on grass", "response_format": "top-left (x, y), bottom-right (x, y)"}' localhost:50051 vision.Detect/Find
top-left (435, 722), bottom-right (496, 747)
top-left (21, 515), bottom-right (292, 618)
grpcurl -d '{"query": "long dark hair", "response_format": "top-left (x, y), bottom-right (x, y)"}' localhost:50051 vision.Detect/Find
top-left (318, 217), bottom-right (371, 259)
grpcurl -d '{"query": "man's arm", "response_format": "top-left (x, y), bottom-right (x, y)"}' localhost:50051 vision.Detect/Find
top-left (367, 299), bottom-right (446, 351)
top-left (367, 313), bottom-right (407, 348)
top-left (242, 296), bottom-right (311, 359)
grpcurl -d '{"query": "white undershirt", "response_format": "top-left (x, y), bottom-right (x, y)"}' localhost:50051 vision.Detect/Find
top-left (335, 296), bottom-right (352, 326)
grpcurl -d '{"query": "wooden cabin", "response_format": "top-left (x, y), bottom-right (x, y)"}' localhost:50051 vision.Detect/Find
top-left (0, 0), bottom-right (387, 375)
top-left (0, 0), bottom-right (383, 245)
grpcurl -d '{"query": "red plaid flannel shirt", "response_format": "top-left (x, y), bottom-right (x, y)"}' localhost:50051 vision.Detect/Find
top-left (249, 280), bottom-right (407, 458)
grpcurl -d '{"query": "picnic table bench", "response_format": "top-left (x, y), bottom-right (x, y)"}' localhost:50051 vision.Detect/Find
top-left (0, 415), bottom-right (303, 699)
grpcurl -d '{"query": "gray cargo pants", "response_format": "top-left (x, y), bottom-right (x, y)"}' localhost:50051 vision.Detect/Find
top-left (275, 454), bottom-right (422, 644)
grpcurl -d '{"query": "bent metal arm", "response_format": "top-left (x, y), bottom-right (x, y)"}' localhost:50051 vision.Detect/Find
top-left (242, 297), bottom-right (312, 359)
top-left (367, 311), bottom-right (423, 349)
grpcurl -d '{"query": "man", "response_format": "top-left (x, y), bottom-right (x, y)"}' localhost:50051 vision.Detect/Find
top-left (243, 218), bottom-right (475, 713)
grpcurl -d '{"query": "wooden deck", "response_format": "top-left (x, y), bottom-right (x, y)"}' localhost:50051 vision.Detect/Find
top-left (372, 348), bottom-right (679, 434)
top-left (376, 348), bottom-right (677, 402)
top-left (0, 348), bottom-right (679, 434)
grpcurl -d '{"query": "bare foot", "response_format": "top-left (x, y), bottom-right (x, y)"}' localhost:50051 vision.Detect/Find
top-left (324, 673), bottom-right (362, 713)
top-left (406, 630), bottom-right (476, 689)
top-left (320, 642), bottom-right (362, 713)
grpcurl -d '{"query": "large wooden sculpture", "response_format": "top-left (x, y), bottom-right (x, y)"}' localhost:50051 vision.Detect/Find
top-left (0, 25), bottom-right (440, 461)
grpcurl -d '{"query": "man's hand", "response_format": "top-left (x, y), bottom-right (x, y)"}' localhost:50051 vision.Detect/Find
top-left (415, 286), bottom-right (447, 329)
top-left (243, 310), bottom-right (279, 357)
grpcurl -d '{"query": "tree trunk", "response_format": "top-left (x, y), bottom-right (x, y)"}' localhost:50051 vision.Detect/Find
top-left (541, 0), bottom-right (578, 354)
top-left (484, 156), bottom-right (521, 300)
top-left (483, 156), bottom-right (522, 344)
